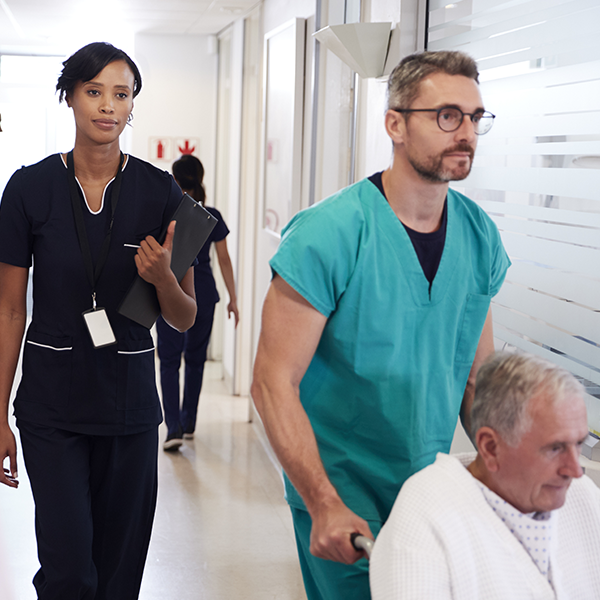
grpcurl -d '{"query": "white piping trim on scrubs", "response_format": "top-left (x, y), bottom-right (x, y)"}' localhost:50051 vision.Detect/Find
top-left (59, 154), bottom-right (130, 215)
top-left (117, 347), bottom-right (155, 355)
top-left (27, 341), bottom-right (73, 351)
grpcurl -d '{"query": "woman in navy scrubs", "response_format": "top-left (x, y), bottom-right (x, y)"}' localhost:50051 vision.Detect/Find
top-left (157, 154), bottom-right (239, 451)
top-left (0, 42), bottom-right (196, 599)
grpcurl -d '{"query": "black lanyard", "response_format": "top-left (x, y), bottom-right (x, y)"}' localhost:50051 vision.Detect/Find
top-left (67, 150), bottom-right (124, 308)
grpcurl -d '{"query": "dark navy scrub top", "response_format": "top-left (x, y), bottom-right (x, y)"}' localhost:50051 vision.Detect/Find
top-left (193, 206), bottom-right (229, 306)
top-left (0, 154), bottom-right (182, 435)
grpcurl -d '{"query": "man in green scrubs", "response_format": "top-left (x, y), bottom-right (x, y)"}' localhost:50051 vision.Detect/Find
top-left (251, 50), bottom-right (510, 600)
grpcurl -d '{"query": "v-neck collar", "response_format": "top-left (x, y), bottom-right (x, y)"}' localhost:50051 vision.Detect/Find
top-left (366, 178), bottom-right (457, 307)
top-left (60, 153), bottom-right (129, 215)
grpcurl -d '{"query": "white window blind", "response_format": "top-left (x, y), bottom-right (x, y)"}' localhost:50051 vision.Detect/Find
top-left (428, 0), bottom-right (600, 433)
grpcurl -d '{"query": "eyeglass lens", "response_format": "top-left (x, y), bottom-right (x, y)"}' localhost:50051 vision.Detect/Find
top-left (438, 107), bottom-right (493, 134)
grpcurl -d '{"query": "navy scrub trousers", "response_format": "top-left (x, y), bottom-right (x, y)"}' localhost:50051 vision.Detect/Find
top-left (156, 305), bottom-right (216, 436)
top-left (18, 420), bottom-right (158, 600)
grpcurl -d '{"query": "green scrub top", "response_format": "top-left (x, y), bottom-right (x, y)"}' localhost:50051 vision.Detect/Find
top-left (270, 177), bottom-right (510, 522)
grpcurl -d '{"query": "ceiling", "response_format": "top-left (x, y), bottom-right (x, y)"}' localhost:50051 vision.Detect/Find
top-left (0, 0), bottom-right (260, 55)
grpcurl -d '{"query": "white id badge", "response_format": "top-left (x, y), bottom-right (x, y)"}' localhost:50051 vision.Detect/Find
top-left (82, 308), bottom-right (117, 348)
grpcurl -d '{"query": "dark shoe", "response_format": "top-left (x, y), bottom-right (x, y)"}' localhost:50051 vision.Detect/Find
top-left (183, 421), bottom-right (195, 440)
top-left (163, 429), bottom-right (183, 451)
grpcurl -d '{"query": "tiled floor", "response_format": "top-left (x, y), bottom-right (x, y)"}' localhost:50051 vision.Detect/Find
top-left (0, 360), bottom-right (306, 600)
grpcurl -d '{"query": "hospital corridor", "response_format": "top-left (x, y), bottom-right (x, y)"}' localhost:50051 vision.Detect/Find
top-left (1, 0), bottom-right (599, 598)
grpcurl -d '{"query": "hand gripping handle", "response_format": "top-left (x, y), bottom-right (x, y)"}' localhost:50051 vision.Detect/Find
top-left (350, 532), bottom-right (374, 559)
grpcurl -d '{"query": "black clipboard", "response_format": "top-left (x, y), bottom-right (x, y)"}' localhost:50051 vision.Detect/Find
top-left (118, 193), bottom-right (218, 328)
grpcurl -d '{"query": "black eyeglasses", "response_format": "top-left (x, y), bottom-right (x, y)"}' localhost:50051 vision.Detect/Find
top-left (391, 106), bottom-right (495, 135)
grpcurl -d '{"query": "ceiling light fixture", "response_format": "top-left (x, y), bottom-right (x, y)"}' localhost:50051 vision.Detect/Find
top-left (220, 6), bottom-right (244, 14)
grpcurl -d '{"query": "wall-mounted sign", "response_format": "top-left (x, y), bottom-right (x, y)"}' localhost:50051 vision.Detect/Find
top-left (175, 138), bottom-right (199, 156)
top-left (149, 137), bottom-right (200, 162)
top-left (149, 137), bottom-right (173, 162)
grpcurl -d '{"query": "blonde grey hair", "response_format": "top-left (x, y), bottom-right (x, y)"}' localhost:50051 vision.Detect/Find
top-left (387, 50), bottom-right (480, 112)
top-left (470, 351), bottom-right (585, 447)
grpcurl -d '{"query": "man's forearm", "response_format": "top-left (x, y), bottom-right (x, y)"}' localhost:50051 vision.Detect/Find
top-left (251, 376), bottom-right (341, 514)
top-left (460, 308), bottom-right (495, 439)
top-left (252, 376), bottom-right (375, 563)
top-left (460, 381), bottom-right (475, 438)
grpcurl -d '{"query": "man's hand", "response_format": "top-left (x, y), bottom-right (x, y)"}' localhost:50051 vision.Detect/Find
top-left (309, 498), bottom-right (373, 564)
top-left (0, 423), bottom-right (18, 488)
top-left (135, 221), bottom-right (177, 288)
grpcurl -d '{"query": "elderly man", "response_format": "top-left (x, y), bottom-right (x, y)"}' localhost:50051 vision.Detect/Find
top-left (252, 50), bottom-right (510, 599)
top-left (371, 351), bottom-right (600, 600)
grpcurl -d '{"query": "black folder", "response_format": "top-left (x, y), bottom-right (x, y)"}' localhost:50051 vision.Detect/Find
top-left (118, 193), bottom-right (218, 328)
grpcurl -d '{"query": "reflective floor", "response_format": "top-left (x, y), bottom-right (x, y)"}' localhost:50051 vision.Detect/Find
top-left (0, 360), bottom-right (306, 600)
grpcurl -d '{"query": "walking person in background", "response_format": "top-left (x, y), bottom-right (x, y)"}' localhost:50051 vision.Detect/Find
top-left (158, 154), bottom-right (239, 451)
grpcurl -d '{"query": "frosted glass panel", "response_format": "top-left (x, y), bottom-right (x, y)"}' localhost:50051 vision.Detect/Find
top-left (428, 0), bottom-right (600, 433)
top-left (465, 167), bottom-right (600, 201)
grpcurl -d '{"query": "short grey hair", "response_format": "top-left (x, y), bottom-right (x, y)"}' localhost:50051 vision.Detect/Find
top-left (470, 351), bottom-right (585, 447)
top-left (387, 50), bottom-right (480, 111)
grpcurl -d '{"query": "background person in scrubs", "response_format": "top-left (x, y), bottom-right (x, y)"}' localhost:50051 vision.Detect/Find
top-left (157, 154), bottom-right (239, 451)
top-left (0, 42), bottom-right (196, 599)
top-left (251, 50), bottom-right (510, 600)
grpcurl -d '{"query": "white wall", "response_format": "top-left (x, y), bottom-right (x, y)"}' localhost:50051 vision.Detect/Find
top-left (263, 0), bottom-right (316, 34)
top-left (132, 33), bottom-right (218, 204)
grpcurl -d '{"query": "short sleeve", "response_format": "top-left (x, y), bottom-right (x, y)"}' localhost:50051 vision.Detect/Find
top-left (269, 197), bottom-right (363, 318)
top-left (206, 207), bottom-right (229, 243)
top-left (0, 168), bottom-right (33, 268)
top-left (488, 223), bottom-right (510, 298)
